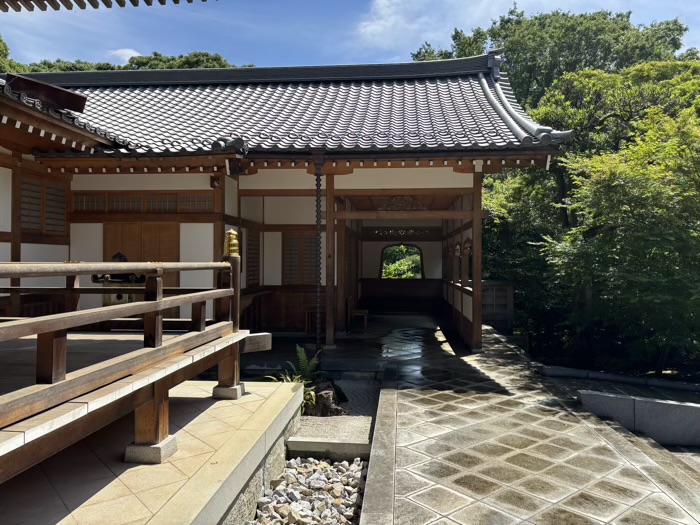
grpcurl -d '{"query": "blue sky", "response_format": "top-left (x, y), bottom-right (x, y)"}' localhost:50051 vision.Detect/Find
top-left (2, 0), bottom-right (700, 67)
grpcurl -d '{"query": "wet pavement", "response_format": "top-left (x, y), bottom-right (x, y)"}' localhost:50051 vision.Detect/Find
top-left (353, 316), bottom-right (700, 525)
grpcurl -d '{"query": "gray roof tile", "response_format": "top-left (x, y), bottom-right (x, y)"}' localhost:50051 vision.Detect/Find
top-left (14, 52), bottom-right (570, 155)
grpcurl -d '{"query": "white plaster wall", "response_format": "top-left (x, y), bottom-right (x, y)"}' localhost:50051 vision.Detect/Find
top-left (335, 167), bottom-right (473, 190)
top-left (225, 177), bottom-right (238, 216)
top-left (361, 241), bottom-right (442, 279)
top-left (263, 232), bottom-right (282, 285)
top-left (70, 223), bottom-right (104, 310)
top-left (0, 167), bottom-right (11, 232)
top-left (20, 243), bottom-right (70, 288)
top-left (264, 196), bottom-right (324, 224)
top-left (180, 223), bottom-right (215, 318)
top-left (0, 242), bottom-right (9, 294)
top-left (239, 169), bottom-right (323, 190)
top-left (463, 294), bottom-right (473, 321)
top-left (72, 173), bottom-right (212, 191)
top-left (241, 196), bottom-right (264, 223)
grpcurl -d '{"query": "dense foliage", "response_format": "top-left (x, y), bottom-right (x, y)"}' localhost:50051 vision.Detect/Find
top-left (416, 7), bottom-right (700, 375)
top-left (381, 245), bottom-right (422, 279)
top-left (0, 33), bottom-right (251, 73)
top-left (413, 6), bottom-right (694, 108)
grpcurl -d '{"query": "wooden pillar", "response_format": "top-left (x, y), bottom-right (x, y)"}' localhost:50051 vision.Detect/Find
top-left (134, 380), bottom-right (169, 445)
top-left (472, 161), bottom-right (483, 349)
top-left (325, 174), bottom-right (335, 346)
top-left (336, 198), bottom-right (347, 332)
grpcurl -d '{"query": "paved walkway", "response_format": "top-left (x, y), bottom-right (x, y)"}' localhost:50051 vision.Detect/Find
top-left (360, 319), bottom-right (700, 525)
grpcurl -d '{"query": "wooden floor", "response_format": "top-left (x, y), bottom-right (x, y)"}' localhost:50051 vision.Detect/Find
top-left (0, 332), bottom-right (178, 396)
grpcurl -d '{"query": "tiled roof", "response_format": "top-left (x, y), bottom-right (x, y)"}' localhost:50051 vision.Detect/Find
top-left (22, 52), bottom-right (571, 155)
top-left (0, 0), bottom-right (210, 13)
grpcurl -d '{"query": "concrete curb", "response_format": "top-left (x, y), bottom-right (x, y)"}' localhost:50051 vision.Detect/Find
top-left (578, 390), bottom-right (700, 446)
top-left (537, 364), bottom-right (700, 392)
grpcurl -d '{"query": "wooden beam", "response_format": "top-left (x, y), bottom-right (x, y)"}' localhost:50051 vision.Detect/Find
top-left (325, 174), bottom-right (335, 346)
top-left (335, 210), bottom-right (473, 220)
top-left (36, 330), bottom-right (67, 383)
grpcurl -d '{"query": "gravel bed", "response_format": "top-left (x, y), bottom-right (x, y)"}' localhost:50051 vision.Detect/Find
top-left (245, 457), bottom-right (366, 525)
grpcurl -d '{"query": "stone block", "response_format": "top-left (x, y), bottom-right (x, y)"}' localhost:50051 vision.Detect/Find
top-left (634, 398), bottom-right (700, 446)
top-left (578, 390), bottom-right (635, 430)
top-left (212, 384), bottom-right (245, 400)
top-left (124, 435), bottom-right (177, 464)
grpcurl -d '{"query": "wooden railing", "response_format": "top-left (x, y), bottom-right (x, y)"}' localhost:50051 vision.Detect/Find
top-left (0, 251), bottom-right (272, 482)
top-left (0, 262), bottom-right (238, 429)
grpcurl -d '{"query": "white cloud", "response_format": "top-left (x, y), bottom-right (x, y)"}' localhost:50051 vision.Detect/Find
top-left (109, 48), bottom-right (142, 64)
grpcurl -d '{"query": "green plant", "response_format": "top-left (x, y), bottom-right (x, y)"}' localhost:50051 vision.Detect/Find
top-left (265, 372), bottom-right (317, 412)
top-left (287, 345), bottom-right (323, 382)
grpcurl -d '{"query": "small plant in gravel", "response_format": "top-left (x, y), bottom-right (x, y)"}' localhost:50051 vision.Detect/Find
top-left (265, 371), bottom-right (317, 413)
top-left (287, 345), bottom-right (323, 382)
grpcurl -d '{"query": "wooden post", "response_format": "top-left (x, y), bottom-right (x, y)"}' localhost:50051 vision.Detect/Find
top-left (65, 275), bottom-right (80, 312)
top-left (215, 268), bottom-right (232, 323)
top-left (10, 165), bottom-right (21, 317)
top-left (217, 343), bottom-right (240, 388)
top-left (231, 254), bottom-right (241, 333)
top-left (325, 174), bottom-right (335, 346)
top-left (36, 330), bottom-right (67, 383)
top-left (134, 380), bottom-right (169, 445)
top-left (144, 275), bottom-right (163, 348)
top-left (472, 162), bottom-right (483, 350)
top-left (191, 301), bottom-right (206, 332)
top-left (336, 198), bottom-right (347, 332)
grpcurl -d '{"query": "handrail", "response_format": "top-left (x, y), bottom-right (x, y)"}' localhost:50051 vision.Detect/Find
top-left (0, 287), bottom-right (215, 295)
top-left (0, 262), bottom-right (230, 279)
top-left (0, 288), bottom-right (233, 342)
top-left (0, 322), bottom-right (235, 429)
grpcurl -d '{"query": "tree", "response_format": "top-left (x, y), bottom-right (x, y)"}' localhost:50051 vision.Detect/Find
top-left (381, 245), bottom-right (422, 279)
top-left (544, 109), bottom-right (700, 373)
top-left (413, 7), bottom-right (688, 108)
top-left (0, 32), bottom-right (27, 74)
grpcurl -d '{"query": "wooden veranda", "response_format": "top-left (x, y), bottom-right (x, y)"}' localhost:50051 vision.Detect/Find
top-left (0, 238), bottom-right (272, 484)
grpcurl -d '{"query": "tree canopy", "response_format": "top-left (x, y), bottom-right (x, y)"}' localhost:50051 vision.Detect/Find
top-left (0, 32), bottom-right (251, 74)
top-left (413, 6), bottom-right (693, 108)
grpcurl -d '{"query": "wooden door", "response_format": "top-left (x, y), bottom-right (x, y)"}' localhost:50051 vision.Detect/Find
top-left (103, 222), bottom-right (180, 316)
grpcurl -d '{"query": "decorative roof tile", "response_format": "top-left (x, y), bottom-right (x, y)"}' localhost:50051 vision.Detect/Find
top-left (20, 52), bottom-right (571, 155)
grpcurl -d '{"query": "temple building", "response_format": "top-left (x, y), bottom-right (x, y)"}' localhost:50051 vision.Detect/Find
top-left (0, 50), bottom-right (570, 350)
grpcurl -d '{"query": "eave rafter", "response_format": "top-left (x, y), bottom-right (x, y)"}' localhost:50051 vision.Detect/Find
top-left (34, 153), bottom-right (233, 175)
top-left (0, 100), bottom-right (111, 154)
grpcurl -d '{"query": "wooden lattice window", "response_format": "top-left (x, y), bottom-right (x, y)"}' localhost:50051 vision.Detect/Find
top-left (20, 178), bottom-right (67, 234)
top-left (72, 191), bottom-right (216, 213)
top-left (108, 194), bottom-right (142, 212)
top-left (179, 194), bottom-right (213, 212)
top-left (146, 194), bottom-right (177, 212)
top-left (246, 230), bottom-right (260, 287)
top-left (282, 231), bottom-right (317, 285)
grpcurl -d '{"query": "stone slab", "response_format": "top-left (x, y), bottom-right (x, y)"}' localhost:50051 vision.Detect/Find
top-left (287, 437), bottom-right (371, 461)
top-left (124, 434), bottom-right (177, 464)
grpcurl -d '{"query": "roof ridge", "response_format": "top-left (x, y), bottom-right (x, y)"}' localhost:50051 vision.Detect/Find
top-left (17, 54), bottom-right (496, 88)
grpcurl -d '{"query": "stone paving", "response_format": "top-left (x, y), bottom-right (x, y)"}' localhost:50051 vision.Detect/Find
top-left (360, 318), bottom-right (700, 525)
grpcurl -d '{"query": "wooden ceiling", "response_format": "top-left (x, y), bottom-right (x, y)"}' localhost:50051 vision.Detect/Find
top-left (347, 194), bottom-right (462, 211)
top-left (0, 0), bottom-right (209, 12)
